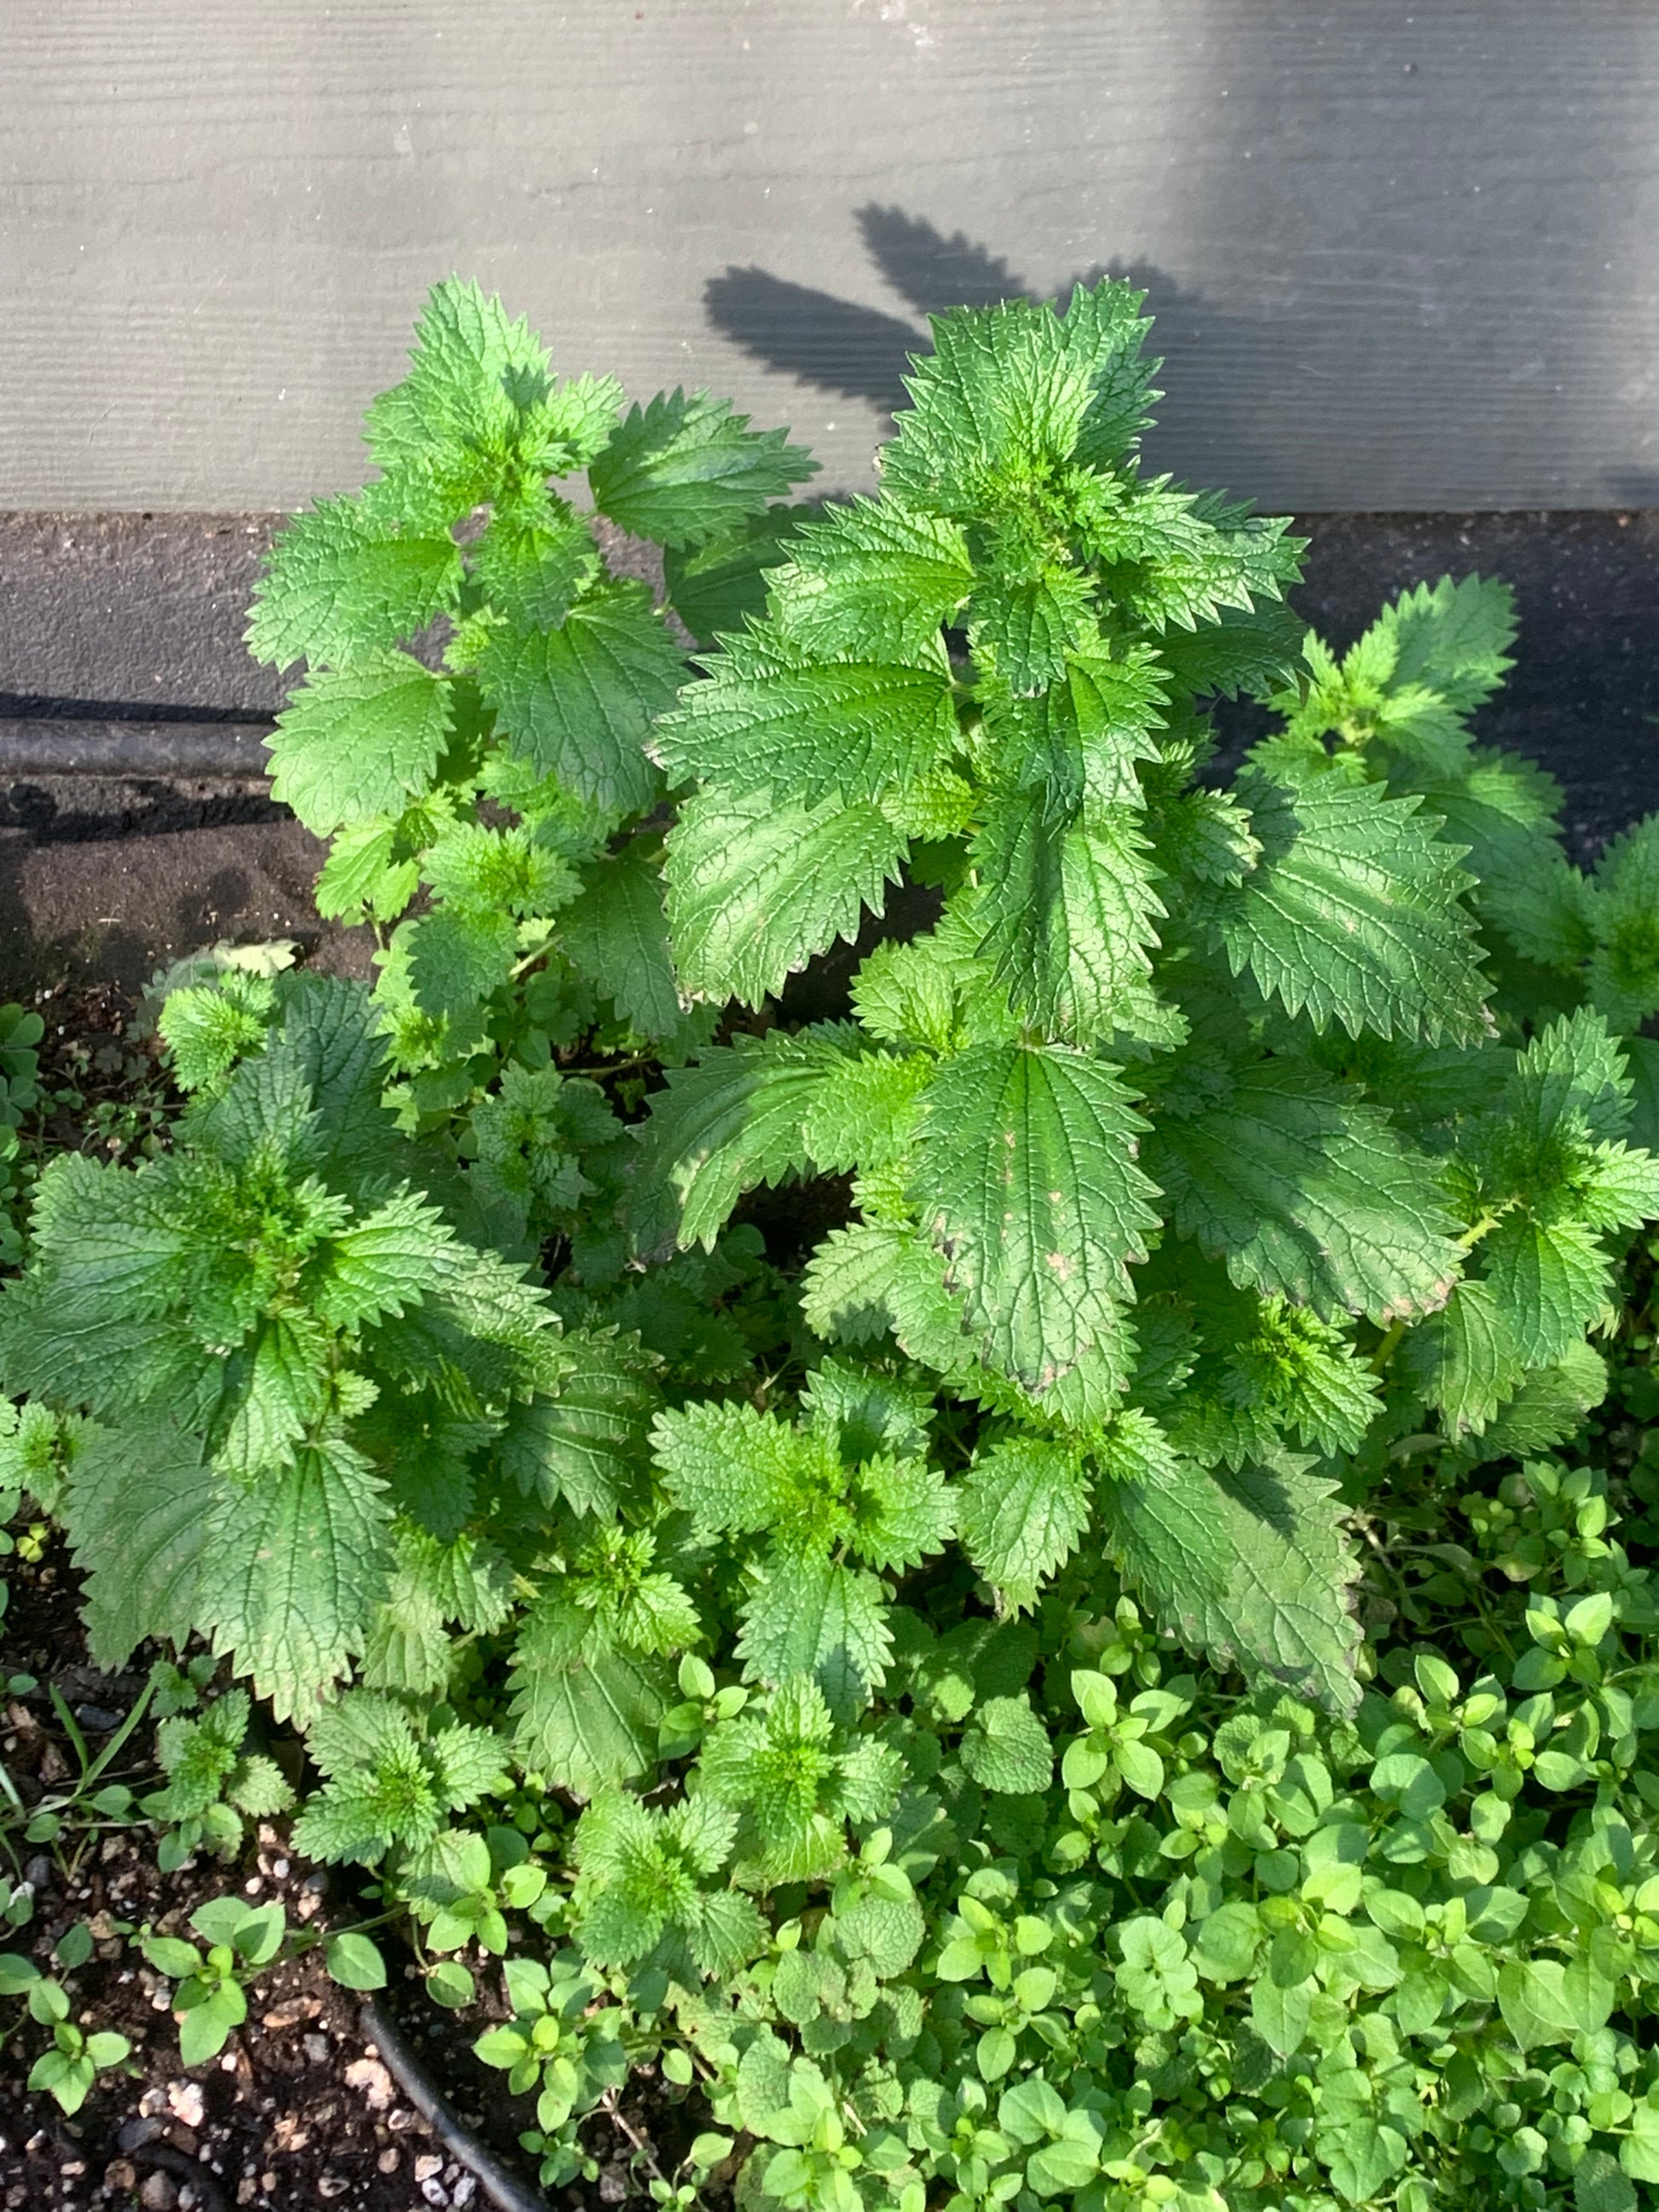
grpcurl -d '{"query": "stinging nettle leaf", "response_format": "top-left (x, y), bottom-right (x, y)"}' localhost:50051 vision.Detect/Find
top-left (560, 839), bottom-right (683, 1037)
top-left (766, 498), bottom-right (974, 663)
top-left (1147, 1058), bottom-right (1463, 1325)
top-left (506, 1598), bottom-right (668, 1799)
top-left (63, 1423), bottom-right (217, 1672)
top-left (1217, 767), bottom-right (1490, 1046)
top-left (265, 653), bottom-right (452, 836)
top-left (909, 1043), bottom-right (1159, 1393)
top-left (959, 1436), bottom-right (1091, 1610)
top-left (1099, 1447), bottom-right (1362, 1712)
top-left (656, 635), bottom-right (958, 811)
top-left (666, 785), bottom-right (908, 1008)
top-left (198, 1440), bottom-right (393, 1725)
top-left (363, 276), bottom-right (552, 499)
top-left (478, 578), bottom-right (685, 813)
top-left (588, 387), bottom-right (818, 547)
top-left (662, 504), bottom-right (810, 649)
top-left (643, 1027), bottom-right (859, 1250)
top-left (971, 797), bottom-right (1165, 1041)
top-left (246, 493), bottom-right (465, 670)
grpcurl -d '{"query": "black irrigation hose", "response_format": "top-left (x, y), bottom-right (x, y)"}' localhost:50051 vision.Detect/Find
top-left (0, 719), bottom-right (274, 777)
top-left (360, 1999), bottom-right (552, 2212)
top-left (128, 2138), bottom-right (231, 2212)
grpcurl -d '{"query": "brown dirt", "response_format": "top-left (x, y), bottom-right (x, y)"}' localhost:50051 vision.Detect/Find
top-left (0, 812), bottom-right (375, 999)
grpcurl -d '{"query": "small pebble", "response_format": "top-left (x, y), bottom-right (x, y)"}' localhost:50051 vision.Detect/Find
top-left (413, 2155), bottom-right (443, 2182)
top-left (344, 2057), bottom-right (395, 2112)
top-left (105, 2163), bottom-right (138, 2194)
top-left (117, 2117), bottom-right (162, 2152)
top-left (378, 2148), bottom-right (400, 2174)
top-left (302, 2031), bottom-right (331, 2065)
top-left (72, 1704), bottom-right (120, 1732)
top-left (139, 2175), bottom-right (177, 2211)
top-left (167, 2081), bottom-right (205, 2130)
top-left (452, 2179), bottom-right (477, 2208)
top-left (419, 2184), bottom-right (448, 2209)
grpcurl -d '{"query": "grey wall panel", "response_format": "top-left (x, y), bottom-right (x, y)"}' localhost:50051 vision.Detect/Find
top-left (4, 2), bottom-right (1658, 513)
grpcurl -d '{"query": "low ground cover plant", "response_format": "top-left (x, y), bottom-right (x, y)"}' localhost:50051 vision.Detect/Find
top-left (6, 277), bottom-right (1659, 2207)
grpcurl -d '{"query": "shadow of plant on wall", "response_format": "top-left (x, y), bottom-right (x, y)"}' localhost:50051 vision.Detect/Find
top-left (705, 205), bottom-right (1095, 420)
top-left (703, 204), bottom-right (1297, 500)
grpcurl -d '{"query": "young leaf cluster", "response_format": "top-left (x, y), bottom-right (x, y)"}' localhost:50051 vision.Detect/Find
top-left (246, 278), bottom-right (818, 1124)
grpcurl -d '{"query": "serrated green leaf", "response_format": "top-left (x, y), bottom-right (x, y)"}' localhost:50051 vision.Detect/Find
top-left (986, 644), bottom-right (1166, 815)
top-left (736, 1553), bottom-right (893, 1710)
top-left (216, 1309), bottom-right (331, 1478)
top-left (1147, 1058), bottom-right (1462, 1323)
top-left (1477, 1214), bottom-right (1612, 1370)
top-left (1397, 1277), bottom-right (1523, 1435)
top-left (767, 498), bottom-right (973, 661)
top-left (198, 1440), bottom-right (392, 1724)
top-left (799, 1219), bottom-right (969, 1371)
top-left (909, 1044), bottom-right (1158, 1392)
top-left (643, 1028), bottom-right (857, 1249)
top-left (62, 1422), bottom-right (217, 1670)
top-left (1153, 599), bottom-right (1308, 702)
top-left (560, 840), bottom-right (682, 1036)
top-left (404, 905), bottom-right (517, 1023)
top-left (506, 1599), bottom-right (668, 1799)
top-left (589, 387), bottom-right (818, 547)
top-left (1379, 574), bottom-right (1517, 713)
top-left (960, 1695), bottom-right (1053, 1795)
top-left (247, 492), bottom-right (464, 669)
top-left (662, 505), bottom-right (810, 648)
top-left (883, 285), bottom-right (1137, 515)
top-left (959, 1437), bottom-right (1091, 1610)
top-left (266, 653), bottom-right (451, 835)
top-left (1218, 767), bottom-right (1489, 1044)
top-left (666, 785), bottom-right (908, 1008)
top-left (504, 1327), bottom-right (659, 1522)
top-left (1098, 1448), bottom-right (1362, 1712)
top-left (651, 1396), bottom-right (806, 1538)
top-left (478, 579), bottom-right (684, 812)
top-left (321, 1187), bottom-right (455, 1331)
top-left (971, 798), bottom-right (1165, 1040)
top-left (656, 631), bottom-right (957, 809)
top-left (470, 497), bottom-right (599, 630)
top-left (969, 559), bottom-right (1095, 695)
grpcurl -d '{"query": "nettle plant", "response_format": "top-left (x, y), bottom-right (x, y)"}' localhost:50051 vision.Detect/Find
top-left (643, 279), bottom-right (1659, 1704)
top-left (9, 274), bottom-right (1659, 2208)
top-left (0, 975), bottom-right (679, 1775)
top-left (246, 276), bottom-right (817, 1121)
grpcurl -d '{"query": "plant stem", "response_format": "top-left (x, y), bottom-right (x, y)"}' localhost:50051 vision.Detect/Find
top-left (1369, 1320), bottom-right (1408, 1375)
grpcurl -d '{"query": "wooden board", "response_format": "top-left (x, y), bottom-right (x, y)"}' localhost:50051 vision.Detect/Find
top-left (5, 1), bottom-right (1659, 511)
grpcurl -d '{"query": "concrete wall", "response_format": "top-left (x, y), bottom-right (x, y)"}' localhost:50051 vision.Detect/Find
top-left (5, 1), bottom-right (1659, 514)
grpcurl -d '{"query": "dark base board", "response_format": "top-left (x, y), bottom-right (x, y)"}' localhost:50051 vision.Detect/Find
top-left (0, 510), bottom-right (1654, 990)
